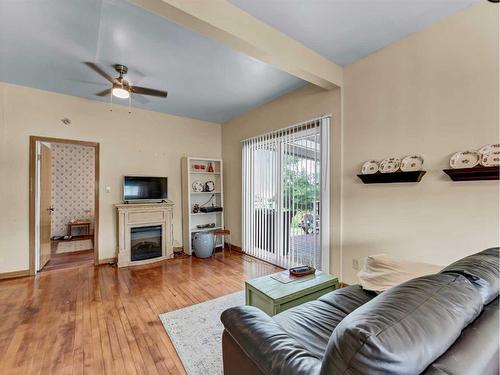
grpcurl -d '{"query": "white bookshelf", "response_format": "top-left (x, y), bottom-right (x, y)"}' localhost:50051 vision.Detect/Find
top-left (181, 157), bottom-right (224, 255)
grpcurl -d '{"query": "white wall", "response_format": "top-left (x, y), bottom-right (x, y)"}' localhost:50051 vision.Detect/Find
top-left (341, 2), bottom-right (499, 284)
top-left (0, 82), bottom-right (221, 272)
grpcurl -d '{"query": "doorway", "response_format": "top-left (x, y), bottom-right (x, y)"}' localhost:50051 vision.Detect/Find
top-left (29, 136), bottom-right (99, 274)
top-left (241, 116), bottom-right (330, 271)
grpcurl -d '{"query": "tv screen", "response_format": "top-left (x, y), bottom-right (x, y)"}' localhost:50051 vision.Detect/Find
top-left (123, 176), bottom-right (168, 202)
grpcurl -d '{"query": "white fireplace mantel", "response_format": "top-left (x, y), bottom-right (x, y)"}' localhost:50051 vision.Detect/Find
top-left (115, 201), bottom-right (174, 267)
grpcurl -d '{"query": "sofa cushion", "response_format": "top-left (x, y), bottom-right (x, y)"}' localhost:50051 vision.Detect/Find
top-left (440, 247), bottom-right (499, 304)
top-left (221, 305), bottom-right (322, 375)
top-left (273, 285), bottom-right (375, 358)
top-left (320, 273), bottom-right (483, 375)
top-left (357, 254), bottom-right (442, 292)
top-left (421, 297), bottom-right (499, 375)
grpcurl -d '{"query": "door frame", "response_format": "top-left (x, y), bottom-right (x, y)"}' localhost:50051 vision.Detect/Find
top-left (29, 136), bottom-right (100, 275)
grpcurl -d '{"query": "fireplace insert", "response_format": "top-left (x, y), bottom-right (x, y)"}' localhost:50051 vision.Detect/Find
top-left (130, 225), bottom-right (162, 261)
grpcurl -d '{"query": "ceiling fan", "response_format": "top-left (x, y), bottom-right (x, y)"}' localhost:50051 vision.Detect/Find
top-left (84, 62), bottom-right (168, 100)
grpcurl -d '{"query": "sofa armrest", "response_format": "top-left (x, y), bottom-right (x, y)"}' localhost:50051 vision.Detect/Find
top-left (221, 306), bottom-right (321, 375)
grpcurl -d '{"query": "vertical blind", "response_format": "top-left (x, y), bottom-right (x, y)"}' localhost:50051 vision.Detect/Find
top-left (242, 116), bottom-right (330, 270)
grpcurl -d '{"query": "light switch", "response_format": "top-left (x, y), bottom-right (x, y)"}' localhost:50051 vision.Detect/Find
top-left (105, 186), bottom-right (111, 193)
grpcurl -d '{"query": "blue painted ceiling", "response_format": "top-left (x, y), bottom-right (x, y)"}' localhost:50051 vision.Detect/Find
top-left (230, 0), bottom-right (480, 66)
top-left (0, 0), bottom-right (480, 122)
top-left (0, 0), bottom-right (305, 123)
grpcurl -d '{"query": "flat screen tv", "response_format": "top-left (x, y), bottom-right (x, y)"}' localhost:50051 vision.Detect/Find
top-left (123, 176), bottom-right (168, 202)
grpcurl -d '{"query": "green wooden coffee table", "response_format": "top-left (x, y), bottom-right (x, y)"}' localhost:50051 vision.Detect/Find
top-left (245, 271), bottom-right (339, 316)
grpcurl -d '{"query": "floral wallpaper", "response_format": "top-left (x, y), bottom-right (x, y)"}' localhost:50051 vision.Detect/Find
top-left (51, 143), bottom-right (95, 237)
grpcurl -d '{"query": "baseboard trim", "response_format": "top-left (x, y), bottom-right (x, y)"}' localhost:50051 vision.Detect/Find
top-left (226, 243), bottom-right (244, 253)
top-left (0, 269), bottom-right (31, 280)
top-left (226, 243), bottom-right (287, 270)
top-left (98, 257), bottom-right (117, 265)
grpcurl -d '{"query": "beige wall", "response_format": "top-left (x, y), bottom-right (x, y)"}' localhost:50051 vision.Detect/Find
top-left (221, 2), bottom-right (499, 283)
top-left (0, 82), bottom-right (221, 273)
top-left (342, 2), bottom-right (499, 283)
top-left (222, 84), bottom-right (343, 275)
top-left (1, 2), bottom-right (498, 280)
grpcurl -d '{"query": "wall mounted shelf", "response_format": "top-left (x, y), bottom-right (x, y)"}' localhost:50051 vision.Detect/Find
top-left (443, 166), bottom-right (499, 181)
top-left (357, 171), bottom-right (426, 184)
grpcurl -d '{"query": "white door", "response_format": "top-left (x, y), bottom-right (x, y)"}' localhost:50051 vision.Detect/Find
top-left (39, 143), bottom-right (52, 270)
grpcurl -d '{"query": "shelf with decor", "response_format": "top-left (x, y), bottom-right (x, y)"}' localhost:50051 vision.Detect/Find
top-left (190, 191), bottom-right (221, 194)
top-left (358, 156), bottom-right (426, 184)
top-left (191, 226), bottom-right (223, 233)
top-left (444, 144), bottom-right (499, 181)
top-left (181, 156), bottom-right (224, 255)
top-left (357, 170), bottom-right (426, 184)
top-left (443, 166), bottom-right (499, 181)
top-left (189, 171), bottom-right (221, 175)
top-left (191, 212), bottom-right (223, 216)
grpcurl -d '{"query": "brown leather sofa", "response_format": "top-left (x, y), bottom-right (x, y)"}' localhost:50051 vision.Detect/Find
top-left (221, 248), bottom-right (499, 375)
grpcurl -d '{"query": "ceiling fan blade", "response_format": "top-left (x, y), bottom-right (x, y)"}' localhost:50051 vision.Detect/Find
top-left (84, 62), bottom-right (116, 84)
top-left (95, 88), bottom-right (112, 96)
top-left (130, 85), bottom-right (168, 98)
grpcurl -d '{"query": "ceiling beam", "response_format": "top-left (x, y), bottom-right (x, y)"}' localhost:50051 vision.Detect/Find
top-left (129, 0), bottom-right (343, 89)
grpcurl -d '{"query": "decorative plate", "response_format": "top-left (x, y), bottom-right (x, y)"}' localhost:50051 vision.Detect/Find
top-left (204, 180), bottom-right (215, 192)
top-left (400, 155), bottom-right (424, 172)
top-left (480, 151), bottom-right (500, 167)
top-left (192, 180), bottom-right (204, 192)
top-left (478, 144), bottom-right (500, 156)
top-left (450, 150), bottom-right (480, 169)
top-left (361, 160), bottom-right (380, 174)
top-left (379, 158), bottom-right (401, 173)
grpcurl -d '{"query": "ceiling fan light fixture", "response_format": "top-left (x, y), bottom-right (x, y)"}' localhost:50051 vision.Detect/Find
top-left (112, 86), bottom-right (130, 99)
top-left (85, 62), bottom-right (167, 100)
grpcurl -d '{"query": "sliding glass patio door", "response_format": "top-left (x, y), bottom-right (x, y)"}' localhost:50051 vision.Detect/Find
top-left (242, 116), bottom-right (330, 270)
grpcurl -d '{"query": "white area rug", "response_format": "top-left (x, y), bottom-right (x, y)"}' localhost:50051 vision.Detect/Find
top-left (159, 291), bottom-right (245, 375)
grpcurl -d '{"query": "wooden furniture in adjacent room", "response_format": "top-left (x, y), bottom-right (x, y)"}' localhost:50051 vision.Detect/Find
top-left (66, 220), bottom-right (94, 249)
top-left (67, 221), bottom-right (92, 237)
top-left (245, 271), bottom-right (339, 316)
top-left (181, 157), bottom-right (224, 255)
top-left (213, 228), bottom-right (231, 256)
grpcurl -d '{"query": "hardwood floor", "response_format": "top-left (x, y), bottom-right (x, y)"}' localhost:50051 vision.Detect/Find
top-left (0, 253), bottom-right (281, 374)
top-left (42, 250), bottom-right (95, 272)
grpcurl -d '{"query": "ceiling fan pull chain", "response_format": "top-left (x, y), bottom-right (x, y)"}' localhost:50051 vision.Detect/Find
top-left (110, 91), bottom-right (113, 112)
top-left (128, 94), bottom-right (132, 114)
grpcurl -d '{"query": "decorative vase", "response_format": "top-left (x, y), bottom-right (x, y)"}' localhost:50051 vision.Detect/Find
top-left (193, 232), bottom-right (214, 258)
top-left (207, 162), bottom-right (214, 173)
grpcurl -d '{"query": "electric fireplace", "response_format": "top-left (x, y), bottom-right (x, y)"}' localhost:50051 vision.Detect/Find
top-left (130, 225), bottom-right (162, 261)
top-left (115, 202), bottom-right (174, 267)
